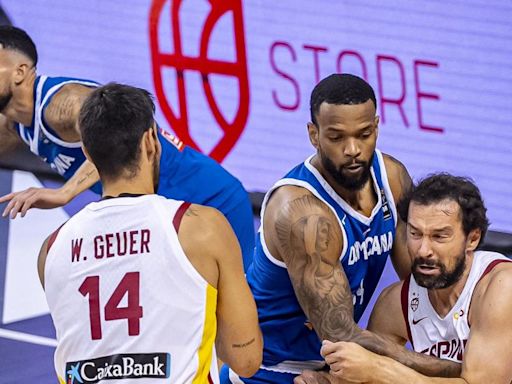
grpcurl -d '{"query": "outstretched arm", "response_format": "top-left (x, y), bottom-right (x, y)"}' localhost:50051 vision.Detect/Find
top-left (265, 187), bottom-right (460, 377)
top-left (0, 159), bottom-right (99, 218)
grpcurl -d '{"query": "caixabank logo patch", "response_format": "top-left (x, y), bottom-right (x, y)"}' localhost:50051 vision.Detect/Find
top-left (149, 0), bottom-right (250, 162)
top-left (65, 353), bottom-right (170, 383)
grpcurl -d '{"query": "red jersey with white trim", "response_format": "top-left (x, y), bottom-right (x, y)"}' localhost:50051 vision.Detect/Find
top-left (44, 195), bottom-right (219, 384)
top-left (402, 251), bottom-right (511, 362)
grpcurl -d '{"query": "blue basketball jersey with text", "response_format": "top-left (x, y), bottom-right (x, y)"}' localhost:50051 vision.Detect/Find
top-left (246, 149), bottom-right (397, 370)
top-left (15, 75), bottom-right (102, 193)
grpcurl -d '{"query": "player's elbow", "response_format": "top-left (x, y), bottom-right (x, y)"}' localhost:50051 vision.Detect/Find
top-left (230, 354), bottom-right (262, 378)
top-left (228, 335), bottom-right (263, 377)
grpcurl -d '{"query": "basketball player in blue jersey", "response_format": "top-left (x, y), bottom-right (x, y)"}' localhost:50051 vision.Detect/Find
top-left (0, 26), bottom-right (255, 270)
top-left (221, 74), bottom-right (460, 383)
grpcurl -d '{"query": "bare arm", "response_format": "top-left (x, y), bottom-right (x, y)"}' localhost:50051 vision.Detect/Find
top-left (383, 154), bottom-right (413, 280)
top-left (367, 282), bottom-right (408, 345)
top-left (266, 187), bottom-right (460, 377)
top-left (179, 205), bottom-right (262, 377)
top-left (0, 159), bottom-right (99, 218)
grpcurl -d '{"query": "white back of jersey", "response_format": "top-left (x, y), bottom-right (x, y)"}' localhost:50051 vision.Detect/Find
top-left (44, 195), bottom-right (218, 384)
top-left (402, 251), bottom-right (511, 362)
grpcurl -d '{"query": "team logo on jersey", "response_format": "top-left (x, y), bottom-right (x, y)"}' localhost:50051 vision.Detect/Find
top-left (410, 297), bottom-right (419, 312)
top-left (159, 127), bottom-right (184, 151)
top-left (149, 0), bottom-right (250, 162)
top-left (379, 189), bottom-right (392, 220)
top-left (65, 353), bottom-right (170, 383)
top-left (453, 309), bottom-right (465, 320)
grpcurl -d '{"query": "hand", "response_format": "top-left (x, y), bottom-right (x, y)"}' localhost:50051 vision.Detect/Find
top-left (0, 187), bottom-right (72, 218)
top-left (321, 340), bottom-right (377, 382)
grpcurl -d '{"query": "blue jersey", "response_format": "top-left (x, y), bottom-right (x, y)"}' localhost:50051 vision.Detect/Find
top-left (15, 75), bottom-right (102, 193)
top-left (246, 149), bottom-right (397, 374)
top-left (14, 75), bottom-right (254, 269)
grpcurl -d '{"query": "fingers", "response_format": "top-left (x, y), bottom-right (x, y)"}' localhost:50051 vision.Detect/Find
top-left (1, 188), bottom-right (38, 219)
top-left (321, 340), bottom-right (347, 357)
top-left (0, 192), bottom-right (14, 203)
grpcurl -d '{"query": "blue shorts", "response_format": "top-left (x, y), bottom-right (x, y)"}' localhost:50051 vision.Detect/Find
top-left (220, 365), bottom-right (297, 384)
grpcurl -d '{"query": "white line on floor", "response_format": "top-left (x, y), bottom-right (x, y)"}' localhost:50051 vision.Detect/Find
top-left (0, 328), bottom-right (57, 347)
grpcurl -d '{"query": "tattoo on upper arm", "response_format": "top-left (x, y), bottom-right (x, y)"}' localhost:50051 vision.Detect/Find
top-left (232, 338), bottom-right (255, 348)
top-left (274, 194), bottom-right (357, 341)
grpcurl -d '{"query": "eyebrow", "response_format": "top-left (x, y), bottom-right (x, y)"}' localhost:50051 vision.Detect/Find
top-left (408, 223), bottom-right (453, 232)
top-left (325, 124), bottom-right (373, 133)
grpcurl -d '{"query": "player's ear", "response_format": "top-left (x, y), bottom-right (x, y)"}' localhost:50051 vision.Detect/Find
top-left (466, 228), bottom-right (481, 252)
top-left (144, 123), bottom-right (159, 158)
top-left (308, 122), bottom-right (319, 150)
top-left (13, 63), bottom-right (31, 85)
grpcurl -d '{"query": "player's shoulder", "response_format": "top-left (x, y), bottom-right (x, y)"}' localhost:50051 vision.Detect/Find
top-left (179, 203), bottom-right (227, 239)
top-left (472, 257), bottom-right (512, 316)
top-left (381, 152), bottom-right (412, 200)
top-left (378, 279), bottom-right (405, 303)
top-left (481, 259), bottom-right (512, 292)
top-left (267, 184), bottom-right (324, 213)
top-left (44, 83), bottom-right (95, 130)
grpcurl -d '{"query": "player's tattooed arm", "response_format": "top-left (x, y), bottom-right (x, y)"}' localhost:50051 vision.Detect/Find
top-left (274, 194), bottom-right (357, 341)
top-left (44, 84), bottom-right (94, 140)
top-left (273, 193), bottom-right (460, 377)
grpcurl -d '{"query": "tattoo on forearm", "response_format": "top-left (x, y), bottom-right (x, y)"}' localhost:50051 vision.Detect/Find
top-left (232, 338), bottom-right (255, 348)
top-left (76, 169), bottom-right (96, 186)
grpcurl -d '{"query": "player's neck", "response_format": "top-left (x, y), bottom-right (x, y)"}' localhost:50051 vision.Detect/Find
top-left (101, 174), bottom-right (155, 198)
top-left (427, 254), bottom-right (474, 317)
top-left (4, 71), bottom-right (36, 126)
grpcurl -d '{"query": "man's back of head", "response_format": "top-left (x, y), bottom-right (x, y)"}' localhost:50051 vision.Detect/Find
top-left (78, 83), bottom-right (157, 184)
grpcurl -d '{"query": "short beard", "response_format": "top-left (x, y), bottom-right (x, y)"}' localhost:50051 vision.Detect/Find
top-left (412, 250), bottom-right (466, 289)
top-left (320, 148), bottom-right (373, 191)
top-left (0, 91), bottom-right (13, 113)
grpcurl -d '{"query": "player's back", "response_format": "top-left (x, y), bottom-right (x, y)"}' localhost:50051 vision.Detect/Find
top-left (44, 194), bottom-right (218, 384)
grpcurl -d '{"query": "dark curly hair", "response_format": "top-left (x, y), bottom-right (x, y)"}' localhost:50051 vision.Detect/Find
top-left (398, 173), bottom-right (489, 246)
top-left (309, 73), bottom-right (376, 126)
